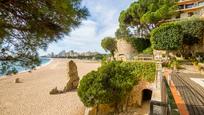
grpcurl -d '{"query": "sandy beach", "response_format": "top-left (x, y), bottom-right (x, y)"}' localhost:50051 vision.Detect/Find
top-left (0, 59), bottom-right (100, 115)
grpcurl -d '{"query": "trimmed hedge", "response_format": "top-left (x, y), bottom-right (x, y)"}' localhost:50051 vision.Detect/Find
top-left (150, 23), bottom-right (183, 50)
top-left (77, 61), bottom-right (156, 107)
top-left (150, 18), bottom-right (204, 51)
top-left (178, 18), bottom-right (204, 40)
top-left (178, 18), bottom-right (204, 46)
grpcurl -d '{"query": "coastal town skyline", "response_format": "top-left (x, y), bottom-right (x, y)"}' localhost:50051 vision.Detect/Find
top-left (46, 50), bottom-right (103, 58)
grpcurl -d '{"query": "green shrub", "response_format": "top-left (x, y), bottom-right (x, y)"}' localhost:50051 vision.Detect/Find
top-left (126, 37), bottom-right (151, 52)
top-left (143, 47), bottom-right (153, 54)
top-left (192, 61), bottom-right (198, 66)
top-left (77, 71), bottom-right (100, 107)
top-left (177, 18), bottom-right (204, 40)
top-left (150, 18), bottom-right (204, 57)
top-left (129, 62), bottom-right (156, 82)
top-left (78, 61), bottom-right (156, 107)
top-left (169, 58), bottom-right (180, 70)
top-left (78, 61), bottom-right (136, 107)
top-left (162, 58), bottom-right (182, 70)
top-left (150, 23), bottom-right (183, 50)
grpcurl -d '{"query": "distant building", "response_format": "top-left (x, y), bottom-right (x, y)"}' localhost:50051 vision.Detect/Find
top-left (177, 0), bottom-right (204, 18)
top-left (58, 50), bottom-right (66, 57)
top-left (66, 50), bottom-right (78, 57)
top-left (47, 52), bottom-right (55, 58)
top-left (81, 51), bottom-right (99, 56)
top-left (51, 52), bottom-right (55, 57)
top-left (49, 50), bottom-right (101, 58)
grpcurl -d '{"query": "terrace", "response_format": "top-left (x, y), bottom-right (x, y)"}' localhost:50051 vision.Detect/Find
top-left (159, 66), bottom-right (204, 115)
top-left (177, 0), bottom-right (204, 12)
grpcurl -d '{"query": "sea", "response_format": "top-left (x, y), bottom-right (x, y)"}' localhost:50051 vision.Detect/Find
top-left (0, 58), bottom-right (51, 77)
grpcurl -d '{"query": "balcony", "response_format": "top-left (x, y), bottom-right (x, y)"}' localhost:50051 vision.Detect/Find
top-left (177, 0), bottom-right (204, 5)
top-left (178, 5), bottom-right (204, 12)
top-left (177, 0), bottom-right (204, 12)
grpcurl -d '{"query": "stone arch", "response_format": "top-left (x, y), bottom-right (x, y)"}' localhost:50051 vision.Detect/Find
top-left (127, 80), bottom-right (154, 107)
top-left (142, 89), bottom-right (152, 103)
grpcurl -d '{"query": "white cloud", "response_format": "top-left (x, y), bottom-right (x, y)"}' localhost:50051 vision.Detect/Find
top-left (39, 0), bottom-right (133, 56)
top-left (69, 20), bottom-right (97, 40)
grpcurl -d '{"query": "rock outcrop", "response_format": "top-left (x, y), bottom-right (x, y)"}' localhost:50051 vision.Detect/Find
top-left (49, 87), bottom-right (63, 94)
top-left (15, 78), bottom-right (21, 83)
top-left (64, 60), bottom-right (79, 92)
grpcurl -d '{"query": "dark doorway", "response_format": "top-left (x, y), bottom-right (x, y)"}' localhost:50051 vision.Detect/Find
top-left (142, 89), bottom-right (152, 102)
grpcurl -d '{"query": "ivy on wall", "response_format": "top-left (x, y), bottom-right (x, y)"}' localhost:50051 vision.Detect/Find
top-left (77, 61), bottom-right (156, 107)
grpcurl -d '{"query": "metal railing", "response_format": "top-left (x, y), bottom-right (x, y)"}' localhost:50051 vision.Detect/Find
top-left (150, 62), bottom-right (180, 115)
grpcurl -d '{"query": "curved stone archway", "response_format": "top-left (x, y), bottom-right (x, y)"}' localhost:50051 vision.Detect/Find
top-left (142, 89), bottom-right (152, 103)
top-left (127, 80), bottom-right (154, 107)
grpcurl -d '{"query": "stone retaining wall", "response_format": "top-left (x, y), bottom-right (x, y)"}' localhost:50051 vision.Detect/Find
top-left (115, 39), bottom-right (137, 61)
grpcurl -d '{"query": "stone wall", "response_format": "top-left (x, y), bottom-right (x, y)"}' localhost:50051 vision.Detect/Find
top-left (153, 50), bottom-right (168, 61)
top-left (127, 80), bottom-right (153, 107)
top-left (115, 39), bottom-right (137, 61)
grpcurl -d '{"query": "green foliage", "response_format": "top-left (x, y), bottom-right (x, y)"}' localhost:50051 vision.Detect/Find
top-left (115, 27), bottom-right (131, 39)
top-left (115, 27), bottom-right (151, 53)
top-left (164, 18), bottom-right (204, 56)
top-left (130, 62), bottom-right (156, 82)
top-left (162, 58), bottom-right (182, 70)
top-left (78, 61), bottom-right (136, 107)
top-left (169, 58), bottom-right (180, 69)
top-left (119, 0), bottom-right (177, 37)
top-left (101, 54), bottom-right (110, 65)
top-left (0, 0), bottom-right (88, 74)
top-left (165, 79), bottom-right (180, 114)
top-left (94, 54), bottom-right (106, 60)
top-left (126, 37), bottom-right (151, 52)
top-left (178, 18), bottom-right (204, 40)
top-left (177, 18), bottom-right (204, 46)
top-left (150, 18), bottom-right (204, 57)
top-left (150, 23), bottom-right (183, 50)
top-left (78, 71), bottom-right (100, 107)
top-left (101, 37), bottom-right (117, 57)
top-left (143, 47), bottom-right (153, 54)
top-left (78, 61), bottom-right (156, 107)
top-left (192, 60), bottom-right (199, 66)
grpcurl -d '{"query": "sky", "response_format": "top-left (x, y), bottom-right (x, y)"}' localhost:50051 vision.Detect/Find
top-left (39, 0), bottom-right (134, 56)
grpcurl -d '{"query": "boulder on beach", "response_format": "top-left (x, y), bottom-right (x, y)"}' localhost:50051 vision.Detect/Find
top-left (49, 87), bottom-right (63, 94)
top-left (15, 78), bottom-right (21, 83)
top-left (64, 60), bottom-right (79, 92)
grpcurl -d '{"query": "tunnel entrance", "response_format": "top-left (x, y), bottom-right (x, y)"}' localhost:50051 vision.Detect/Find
top-left (142, 89), bottom-right (152, 102)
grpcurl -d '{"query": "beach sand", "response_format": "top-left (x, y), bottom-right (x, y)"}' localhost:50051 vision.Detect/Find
top-left (0, 59), bottom-right (101, 115)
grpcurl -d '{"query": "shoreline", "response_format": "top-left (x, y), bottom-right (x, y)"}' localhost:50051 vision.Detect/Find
top-left (0, 59), bottom-right (101, 115)
top-left (0, 58), bottom-right (53, 80)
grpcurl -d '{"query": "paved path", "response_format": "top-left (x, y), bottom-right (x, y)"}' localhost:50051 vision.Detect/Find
top-left (171, 72), bottom-right (204, 115)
